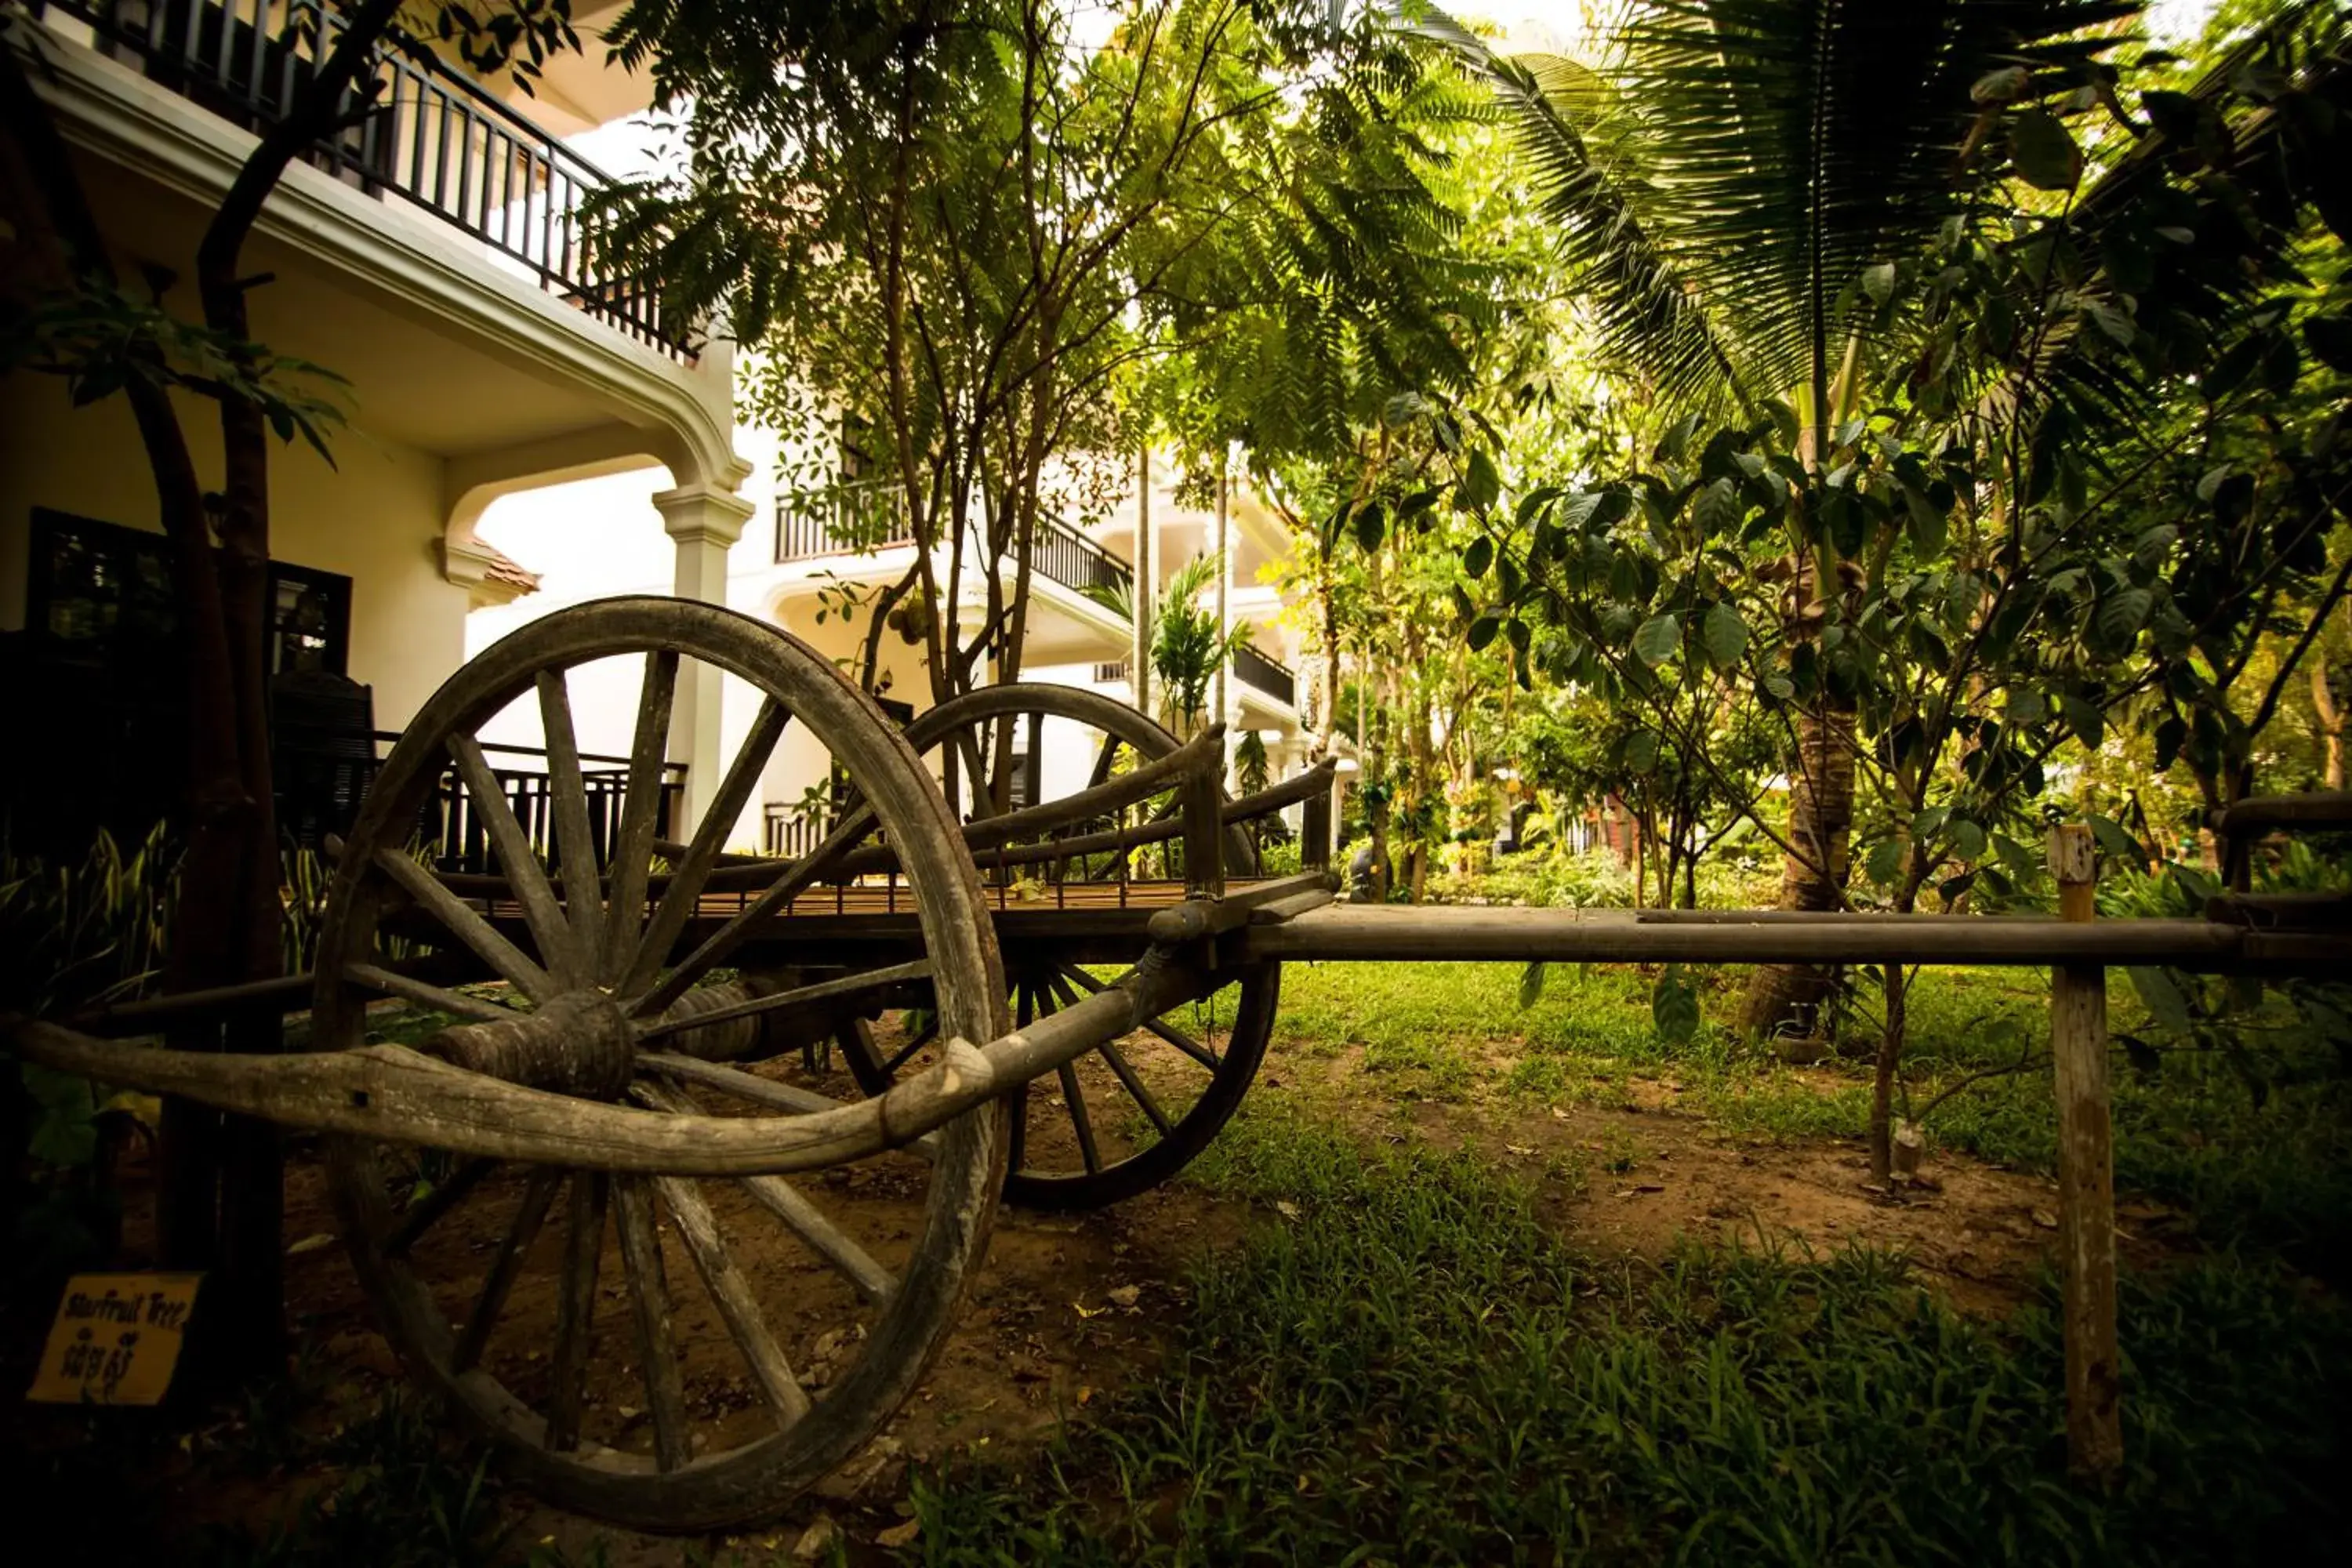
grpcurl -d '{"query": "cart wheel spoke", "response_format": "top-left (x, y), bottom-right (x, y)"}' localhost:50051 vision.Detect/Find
top-left (637, 804), bottom-right (878, 1018)
top-left (372, 847), bottom-right (556, 1001)
top-left (383, 1156), bottom-right (498, 1258)
top-left (742, 1175), bottom-right (898, 1308)
top-left (347, 964), bottom-right (517, 1025)
top-left (636, 1055), bottom-right (849, 1116)
top-left (635, 1080), bottom-right (902, 1306)
top-left (612, 1174), bottom-right (691, 1472)
top-left (1060, 964), bottom-right (1218, 1070)
top-left (544, 1171), bottom-right (607, 1454)
top-left (449, 735), bottom-right (586, 987)
top-left (599, 650), bottom-right (681, 983)
top-left (881, 1014), bottom-right (940, 1076)
top-left (1006, 1076), bottom-right (1031, 1174)
top-left (452, 1168), bottom-right (561, 1374)
top-left (535, 671), bottom-right (607, 956)
top-left (1097, 1041), bottom-right (1172, 1136)
top-left (1085, 732), bottom-right (1120, 789)
top-left (637, 960), bottom-right (933, 1044)
top-left (653, 1174), bottom-right (811, 1432)
top-left (623, 698), bottom-right (790, 1000)
top-left (1057, 1062), bottom-right (1101, 1175)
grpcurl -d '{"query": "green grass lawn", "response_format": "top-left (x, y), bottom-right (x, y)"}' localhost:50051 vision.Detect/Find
top-left (1265, 959), bottom-right (2352, 1275)
top-left (906, 1109), bottom-right (2349, 1566)
top-left (53, 955), bottom-right (2345, 1566)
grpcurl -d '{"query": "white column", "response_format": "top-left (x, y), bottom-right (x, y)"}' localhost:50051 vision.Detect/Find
top-left (1130, 445), bottom-right (1152, 719)
top-left (1214, 463), bottom-right (1235, 781)
top-left (656, 481), bottom-right (757, 839)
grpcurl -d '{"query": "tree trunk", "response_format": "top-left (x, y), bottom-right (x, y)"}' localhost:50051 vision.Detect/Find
top-left (1738, 690), bottom-right (1858, 1038)
top-left (1868, 960), bottom-right (1905, 1184)
top-left (2313, 661), bottom-right (2343, 791)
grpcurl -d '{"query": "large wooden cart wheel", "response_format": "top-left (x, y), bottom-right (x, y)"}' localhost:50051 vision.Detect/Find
top-left (310, 597), bottom-right (1008, 1532)
top-left (836, 684), bottom-right (1279, 1210)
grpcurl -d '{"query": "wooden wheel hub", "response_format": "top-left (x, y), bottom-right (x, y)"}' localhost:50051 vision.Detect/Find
top-left (423, 990), bottom-right (637, 1098)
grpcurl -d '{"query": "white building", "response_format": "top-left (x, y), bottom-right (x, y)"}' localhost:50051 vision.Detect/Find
top-left (464, 435), bottom-right (1324, 853)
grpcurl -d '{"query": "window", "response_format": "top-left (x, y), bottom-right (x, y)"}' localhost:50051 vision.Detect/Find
top-left (27, 510), bottom-right (352, 675)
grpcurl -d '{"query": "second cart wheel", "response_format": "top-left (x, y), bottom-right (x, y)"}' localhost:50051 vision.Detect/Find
top-left (837, 684), bottom-right (1279, 1210)
top-left (311, 597), bottom-right (1009, 1532)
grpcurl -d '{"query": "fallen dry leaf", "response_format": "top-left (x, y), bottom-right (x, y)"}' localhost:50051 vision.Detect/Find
top-left (876, 1519), bottom-right (920, 1549)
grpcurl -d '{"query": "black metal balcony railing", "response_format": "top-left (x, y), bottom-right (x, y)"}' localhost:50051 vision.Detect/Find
top-left (1232, 643), bottom-right (1296, 708)
top-left (44, 0), bottom-right (691, 360)
top-left (275, 728), bottom-right (684, 873)
top-left (775, 482), bottom-right (1134, 607)
top-left (773, 479), bottom-right (914, 564)
top-left (1033, 517), bottom-right (1130, 599)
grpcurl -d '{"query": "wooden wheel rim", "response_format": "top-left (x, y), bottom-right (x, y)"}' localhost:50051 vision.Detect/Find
top-left (314, 597), bottom-right (1009, 1531)
top-left (867, 683), bottom-right (1276, 1209)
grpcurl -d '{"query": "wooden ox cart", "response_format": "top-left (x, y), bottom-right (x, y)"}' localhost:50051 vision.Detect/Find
top-left (13, 597), bottom-right (2347, 1529)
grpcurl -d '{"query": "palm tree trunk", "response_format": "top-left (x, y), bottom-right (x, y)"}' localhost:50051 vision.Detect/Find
top-left (2313, 661), bottom-right (2343, 790)
top-left (1738, 689), bottom-right (1857, 1038)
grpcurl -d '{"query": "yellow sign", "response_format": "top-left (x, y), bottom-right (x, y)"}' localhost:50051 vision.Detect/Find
top-left (27, 1273), bottom-right (202, 1406)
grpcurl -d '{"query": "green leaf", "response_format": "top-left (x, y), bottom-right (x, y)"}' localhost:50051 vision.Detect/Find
top-left (1651, 965), bottom-right (1700, 1045)
top-left (1519, 961), bottom-right (1548, 1010)
top-left (1948, 818), bottom-right (1987, 862)
top-left (1458, 449), bottom-right (1501, 513)
top-left (1691, 477), bottom-right (1740, 539)
top-left (1621, 730), bottom-right (1660, 774)
top-left (1353, 503), bottom-right (1385, 553)
top-left (2082, 299), bottom-right (2135, 346)
top-left (1700, 601), bottom-right (1748, 669)
top-left (1467, 616), bottom-right (1501, 653)
top-left (1653, 412), bottom-right (1703, 463)
top-left (1861, 262), bottom-right (1896, 306)
top-left (2010, 108), bottom-right (2081, 190)
top-left (1633, 613), bottom-right (1680, 667)
top-left (2088, 813), bottom-right (2148, 872)
top-left (2059, 695), bottom-right (2104, 750)
top-left (2128, 967), bottom-right (2194, 1034)
top-left (2096, 587), bottom-right (2153, 648)
top-left (1450, 584), bottom-right (1475, 623)
top-left (2307, 314), bottom-right (2352, 376)
top-left (1865, 837), bottom-right (1904, 886)
top-left (1464, 535), bottom-right (1494, 578)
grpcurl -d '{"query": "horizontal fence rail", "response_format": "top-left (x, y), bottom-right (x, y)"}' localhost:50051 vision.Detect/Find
top-left (41, 0), bottom-right (691, 359)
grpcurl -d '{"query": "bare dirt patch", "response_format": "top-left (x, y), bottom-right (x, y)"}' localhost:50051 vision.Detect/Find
top-left (1250, 1054), bottom-right (2189, 1315)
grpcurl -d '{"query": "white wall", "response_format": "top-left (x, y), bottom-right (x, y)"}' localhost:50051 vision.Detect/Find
top-left (1, 372), bottom-right (469, 731)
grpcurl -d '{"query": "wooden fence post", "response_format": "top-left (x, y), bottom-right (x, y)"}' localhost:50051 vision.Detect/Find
top-left (2047, 824), bottom-right (2122, 1483)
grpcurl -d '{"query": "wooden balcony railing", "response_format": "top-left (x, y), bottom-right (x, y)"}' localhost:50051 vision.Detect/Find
top-left (40, 0), bottom-right (692, 359)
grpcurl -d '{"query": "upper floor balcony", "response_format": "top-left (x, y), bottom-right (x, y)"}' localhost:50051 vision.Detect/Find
top-left (34, 0), bottom-right (688, 360)
top-left (1092, 644), bottom-right (1298, 714)
top-left (773, 479), bottom-right (1134, 608)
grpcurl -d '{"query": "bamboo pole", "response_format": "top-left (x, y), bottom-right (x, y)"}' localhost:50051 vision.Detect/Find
top-left (2048, 824), bottom-right (2122, 1483)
